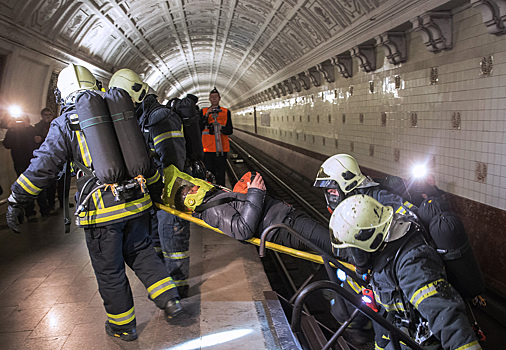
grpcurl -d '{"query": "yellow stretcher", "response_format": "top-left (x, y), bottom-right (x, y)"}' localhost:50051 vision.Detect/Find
top-left (156, 203), bottom-right (356, 273)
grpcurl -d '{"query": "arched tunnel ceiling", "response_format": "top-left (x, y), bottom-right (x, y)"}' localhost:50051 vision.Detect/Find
top-left (0, 0), bottom-right (462, 107)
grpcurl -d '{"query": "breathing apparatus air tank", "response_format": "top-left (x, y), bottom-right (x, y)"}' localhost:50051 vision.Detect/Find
top-left (419, 197), bottom-right (485, 298)
top-left (104, 87), bottom-right (151, 178)
top-left (75, 90), bottom-right (127, 184)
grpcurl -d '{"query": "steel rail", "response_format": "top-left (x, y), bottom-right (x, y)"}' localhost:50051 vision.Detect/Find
top-left (229, 138), bottom-right (329, 224)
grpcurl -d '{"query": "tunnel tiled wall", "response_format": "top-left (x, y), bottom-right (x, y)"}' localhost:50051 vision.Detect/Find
top-left (234, 5), bottom-right (506, 212)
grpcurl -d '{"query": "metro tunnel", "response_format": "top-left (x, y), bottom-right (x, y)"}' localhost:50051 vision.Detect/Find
top-left (0, 0), bottom-right (505, 349)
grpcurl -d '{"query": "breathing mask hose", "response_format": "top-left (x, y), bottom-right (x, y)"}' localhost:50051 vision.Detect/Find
top-left (75, 184), bottom-right (106, 216)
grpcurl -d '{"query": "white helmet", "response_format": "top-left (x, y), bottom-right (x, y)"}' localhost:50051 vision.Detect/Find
top-left (314, 154), bottom-right (366, 194)
top-left (329, 194), bottom-right (393, 252)
top-left (57, 64), bottom-right (98, 104)
top-left (109, 68), bottom-right (148, 103)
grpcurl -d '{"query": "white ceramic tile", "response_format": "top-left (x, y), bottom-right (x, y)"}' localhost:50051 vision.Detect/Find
top-left (234, 8), bottom-right (505, 208)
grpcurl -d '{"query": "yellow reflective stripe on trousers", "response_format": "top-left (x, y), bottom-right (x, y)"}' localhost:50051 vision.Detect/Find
top-left (78, 194), bottom-right (152, 225)
top-left (16, 174), bottom-right (42, 195)
top-left (147, 276), bottom-right (176, 299)
top-left (410, 279), bottom-right (444, 308)
top-left (107, 306), bottom-right (135, 326)
top-left (403, 201), bottom-right (414, 209)
top-left (146, 171), bottom-right (161, 186)
top-left (76, 130), bottom-right (92, 167)
top-left (373, 290), bottom-right (405, 312)
top-left (163, 251), bottom-right (189, 260)
top-left (173, 279), bottom-right (189, 287)
top-left (375, 342), bottom-right (384, 350)
top-left (153, 126), bottom-right (184, 146)
top-left (455, 340), bottom-right (482, 350)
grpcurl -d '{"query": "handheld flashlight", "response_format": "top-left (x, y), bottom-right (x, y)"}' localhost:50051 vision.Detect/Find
top-left (362, 288), bottom-right (378, 312)
top-left (411, 164), bottom-right (427, 178)
top-left (9, 105), bottom-right (22, 118)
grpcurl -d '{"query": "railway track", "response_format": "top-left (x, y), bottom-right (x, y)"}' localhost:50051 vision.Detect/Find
top-left (225, 135), bottom-right (505, 350)
top-left (227, 137), bottom-right (365, 349)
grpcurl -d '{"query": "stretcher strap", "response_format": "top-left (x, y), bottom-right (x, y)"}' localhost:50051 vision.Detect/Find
top-left (156, 203), bottom-right (355, 272)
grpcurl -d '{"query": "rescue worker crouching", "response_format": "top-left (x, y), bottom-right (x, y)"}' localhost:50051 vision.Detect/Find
top-left (109, 68), bottom-right (195, 298)
top-left (6, 64), bottom-right (183, 342)
top-left (330, 195), bottom-right (482, 350)
top-left (313, 154), bottom-right (418, 344)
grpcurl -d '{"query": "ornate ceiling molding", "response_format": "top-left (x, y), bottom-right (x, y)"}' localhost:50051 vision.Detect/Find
top-left (232, 0), bottom-right (451, 106)
top-left (375, 32), bottom-right (407, 65)
top-left (471, 0), bottom-right (506, 35)
top-left (411, 11), bottom-right (453, 53)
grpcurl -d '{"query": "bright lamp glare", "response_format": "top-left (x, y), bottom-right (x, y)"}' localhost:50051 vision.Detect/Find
top-left (169, 329), bottom-right (253, 350)
top-left (9, 105), bottom-right (22, 118)
top-left (362, 295), bottom-right (372, 304)
top-left (412, 164), bottom-right (427, 178)
top-left (337, 269), bottom-right (347, 282)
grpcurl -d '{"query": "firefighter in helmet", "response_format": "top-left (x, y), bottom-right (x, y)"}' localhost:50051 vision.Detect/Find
top-left (314, 154), bottom-right (417, 344)
top-left (6, 64), bottom-right (183, 341)
top-left (314, 154), bottom-right (416, 215)
top-left (110, 68), bottom-right (196, 298)
top-left (330, 194), bottom-right (482, 350)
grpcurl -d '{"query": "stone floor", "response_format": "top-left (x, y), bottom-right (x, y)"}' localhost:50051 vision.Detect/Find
top-left (0, 204), bottom-right (281, 350)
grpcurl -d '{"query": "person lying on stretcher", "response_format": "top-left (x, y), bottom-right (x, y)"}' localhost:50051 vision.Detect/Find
top-left (163, 165), bottom-right (332, 255)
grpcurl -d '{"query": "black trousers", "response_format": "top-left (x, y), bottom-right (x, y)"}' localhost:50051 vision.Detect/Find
top-left (203, 152), bottom-right (227, 186)
top-left (85, 212), bottom-right (179, 329)
top-left (266, 210), bottom-right (332, 256)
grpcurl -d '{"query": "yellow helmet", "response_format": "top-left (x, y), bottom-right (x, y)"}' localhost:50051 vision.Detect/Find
top-left (329, 194), bottom-right (393, 252)
top-left (314, 154), bottom-right (366, 194)
top-left (109, 68), bottom-right (149, 103)
top-left (57, 64), bottom-right (98, 104)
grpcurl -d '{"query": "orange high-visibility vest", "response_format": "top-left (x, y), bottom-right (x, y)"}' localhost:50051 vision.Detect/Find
top-left (202, 107), bottom-right (230, 153)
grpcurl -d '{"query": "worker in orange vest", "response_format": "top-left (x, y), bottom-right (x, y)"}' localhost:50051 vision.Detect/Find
top-left (199, 87), bottom-right (233, 186)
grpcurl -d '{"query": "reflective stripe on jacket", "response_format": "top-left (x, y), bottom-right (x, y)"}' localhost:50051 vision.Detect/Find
top-left (136, 94), bottom-right (186, 171)
top-left (11, 106), bottom-right (159, 228)
top-left (371, 232), bottom-right (481, 350)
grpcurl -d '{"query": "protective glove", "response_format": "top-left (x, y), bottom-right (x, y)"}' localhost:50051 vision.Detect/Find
top-left (148, 179), bottom-right (164, 205)
top-left (209, 122), bottom-right (221, 135)
top-left (6, 194), bottom-right (26, 234)
top-left (190, 160), bottom-right (208, 180)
